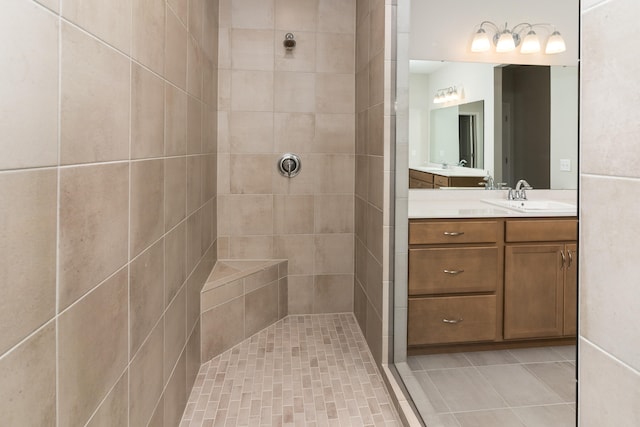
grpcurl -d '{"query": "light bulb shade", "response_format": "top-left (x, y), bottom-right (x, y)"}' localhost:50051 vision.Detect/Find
top-left (496, 32), bottom-right (516, 52)
top-left (545, 31), bottom-right (566, 54)
top-left (520, 30), bottom-right (541, 54)
top-left (471, 29), bottom-right (491, 52)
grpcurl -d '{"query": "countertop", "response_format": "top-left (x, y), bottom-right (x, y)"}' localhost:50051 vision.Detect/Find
top-left (410, 165), bottom-right (488, 177)
top-left (408, 189), bottom-right (577, 219)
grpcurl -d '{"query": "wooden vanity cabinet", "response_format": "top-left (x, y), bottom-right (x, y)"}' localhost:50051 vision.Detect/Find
top-left (503, 219), bottom-right (578, 340)
top-left (409, 169), bottom-right (485, 189)
top-left (408, 219), bottom-right (503, 347)
top-left (409, 169), bottom-right (434, 189)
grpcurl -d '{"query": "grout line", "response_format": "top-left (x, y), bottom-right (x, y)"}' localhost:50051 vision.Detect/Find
top-left (55, 5), bottom-right (62, 426)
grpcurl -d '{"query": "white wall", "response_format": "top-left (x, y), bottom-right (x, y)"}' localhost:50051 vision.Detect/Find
top-left (409, 73), bottom-right (431, 166)
top-left (410, 0), bottom-right (579, 66)
top-left (550, 66), bottom-right (579, 189)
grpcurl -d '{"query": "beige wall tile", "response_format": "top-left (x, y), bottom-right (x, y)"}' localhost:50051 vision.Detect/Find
top-left (367, 102), bottom-right (384, 155)
top-left (164, 157), bottom-right (187, 230)
top-left (245, 281), bottom-right (279, 336)
top-left (220, 195), bottom-right (274, 235)
top-left (228, 235), bottom-right (275, 259)
top-left (164, 286), bottom-right (187, 382)
top-left (274, 235), bottom-right (315, 275)
top-left (366, 204), bottom-right (383, 263)
top-left (288, 275), bottom-right (314, 314)
top-left (189, 0), bottom-right (204, 45)
top-left (275, 72), bottom-right (316, 113)
top-left (0, 0), bottom-right (58, 170)
top-left (232, 0), bottom-right (274, 29)
top-left (59, 163), bottom-right (129, 310)
top-left (62, 0), bottom-right (131, 53)
top-left (356, 110), bottom-right (368, 152)
top-left (86, 371), bottom-right (128, 427)
top-left (314, 274), bottom-right (354, 313)
top-left (366, 301), bottom-right (382, 364)
top-left (131, 159), bottom-right (165, 258)
top-left (129, 239), bottom-right (164, 355)
top-left (0, 170), bottom-right (56, 354)
top-left (245, 266), bottom-right (279, 293)
top-left (354, 195), bottom-right (367, 243)
top-left (132, 64), bottom-right (165, 159)
top-left (356, 15), bottom-right (370, 74)
top-left (186, 321), bottom-right (201, 388)
top-left (187, 35), bottom-right (203, 99)
top-left (275, 0), bottom-right (318, 31)
top-left (186, 155), bottom-right (203, 215)
top-left (279, 277), bottom-right (288, 318)
top-left (355, 154), bottom-right (369, 199)
top-left (163, 352), bottom-right (187, 426)
top-left (231, 70), bottom-right (274, 111)
top-left (274, 31), bottom-right (316, 72)
top-left (201, 297), bottom-right (245, 360)
top-left (365, 249), bottom-right (382, 314)
top-left (272, 153), bottom-right (318, 195)
top-left (314, 234), bottom-right (354, 274)
top-left (580, 175), bottom-right (640, 371)
top-left (369, 51), bottom-right (384, 107)
top-left (316, 33), bottom-right (355, 74)
top-left (165, 84), bottom-right (188, 155)
top-left (274, 113), bottom-right (315, 153)
top-left (203, 154), bottom-right (218, 200)
top-left (229, 112), bottom-right (274, 153)
top-left (0, 322), bottom-right (56, 426)
top-left (230, 154), bottom-right (273, 194)
top-left (186, 209), bottom-right (204, 274)
top-left (273, 195), bottom-right (315, 234)
top-left (201, 279), bottom-right (244, 311)
top-left (148, 396), bottom-right (164, 427)
top-left (132, 0), bottom-right (164, 74)
top-left (354, 279), bottom-right (367, 331)
top-left (186, 247), bottom-right (214, 328)
top-left (314, 114), bottom-right (355, 153)
top-left (368, 155), bottom-right (383, 208)
top-left (316, 73), bottom-right (355, 113)
top-left (318, 0), bottom-right (355, 33)
top-left (165, 8), bottom-right (188, 90)
top-left (165, 221), bottom-right (187, 306)
top-left (187, 96), bottom-right (203, 154)
top-left (60, 23), bottom-right (129, 165)
top-left (167, 0), bottom-right (188, 25)
top-left (34, 0), bottom-right (59, 12)
top-left (231, 29), bottom-right (275, 70)
top-left (580, 338), bottom-right (640, 426)
top-left (315, 194), bottom-right (354, 233)
top-left (317, 154), bottom-right (355, 194)
top-left (58, 268), bottom-right (128, 427)
top-left (368, 0), bottom-right (385, 57)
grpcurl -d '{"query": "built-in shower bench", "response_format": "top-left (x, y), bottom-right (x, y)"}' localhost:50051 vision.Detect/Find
top-left (200, 259), bottom-right (288, 362)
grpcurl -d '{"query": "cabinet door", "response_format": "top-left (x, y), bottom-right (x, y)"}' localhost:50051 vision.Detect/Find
top-left (563, 243), bottom-right (578, 336)
top-left (504, 244), bottom-right (564, 339)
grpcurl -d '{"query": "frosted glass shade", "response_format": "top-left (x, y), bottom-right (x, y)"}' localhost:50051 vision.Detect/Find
top-left (471, 29), bottom-right (491, 52)
top-left (545, 31), bottom-right (567, 54)
top-left (496, 32), bottom-right (516, 52)
top-left (520, 31), bottom-right (541, 54)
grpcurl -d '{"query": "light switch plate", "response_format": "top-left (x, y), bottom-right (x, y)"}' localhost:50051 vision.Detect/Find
top-left (560, 159), bottom-right (571, 171)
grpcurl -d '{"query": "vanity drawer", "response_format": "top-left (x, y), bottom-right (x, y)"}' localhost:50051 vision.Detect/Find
top-left (409, 247), bottom-right (498, 295)
top-left (410, 169), bottom-right (434, 184)
top-left (408, 295), bottom-right (497, 345)
top-left (506, 219), bottom-right (577, 242)
top-left (409, 220), bottom-right (499, 245)
top-left (410, 178), bottom-right (434, 189)
top-left (434, 175), bottom-right (449, 187)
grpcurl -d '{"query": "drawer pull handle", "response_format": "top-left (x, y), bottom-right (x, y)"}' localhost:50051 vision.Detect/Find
top-left (561, 250), bottom-right (566, 269)
top-left (443, 269), bottom-right (464, 275)
top-left (443, 231), bottom-right (464, 236)
top-left (442, 318), bottom-right (464, 324)
top-left (568, 250), bottom-right (573, 268)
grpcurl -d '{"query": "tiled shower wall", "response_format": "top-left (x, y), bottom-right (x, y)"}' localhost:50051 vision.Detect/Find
top-left (354, 0), bottom-right (393, 365)
top-left (579, 0), bottom-right (640, 424)
top-left (0, 0), bottom-right (218, 425)
top-left (216, 0), bottom-right (357, 315)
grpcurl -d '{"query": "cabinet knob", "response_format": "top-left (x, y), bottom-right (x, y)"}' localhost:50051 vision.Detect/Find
top-left (443, 269), bottom-right (465, 275)
top-left (442, 318), bottom-right (464, 324)
top-left (443, 231), bottom-right (465, 236)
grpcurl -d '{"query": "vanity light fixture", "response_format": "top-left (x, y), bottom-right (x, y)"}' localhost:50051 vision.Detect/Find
top-left (433, 86), bottom-right (462, 104)
top-left (471, 21), bottom-right (566, 54)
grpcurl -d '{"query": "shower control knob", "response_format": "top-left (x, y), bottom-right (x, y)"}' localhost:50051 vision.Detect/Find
top-left (277, 153), bottom-right (302, 178)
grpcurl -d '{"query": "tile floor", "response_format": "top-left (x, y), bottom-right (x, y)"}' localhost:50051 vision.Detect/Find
top-left (406, 345), bottom-right (577, 427)
top-left (181, 314), bottom-right (401, 427)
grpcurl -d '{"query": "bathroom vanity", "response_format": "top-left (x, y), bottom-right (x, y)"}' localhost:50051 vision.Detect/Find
top-left (409, 167), bottom-right (487, 189)
top-left (407, 190), bottom-right (577, 353)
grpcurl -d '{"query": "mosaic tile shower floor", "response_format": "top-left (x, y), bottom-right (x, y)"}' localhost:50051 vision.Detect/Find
top-left (180, 314), bottom-right (401, 427)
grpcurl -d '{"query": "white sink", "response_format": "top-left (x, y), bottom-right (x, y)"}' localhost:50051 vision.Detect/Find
top-left (482, 199), bottom-right (576, 213)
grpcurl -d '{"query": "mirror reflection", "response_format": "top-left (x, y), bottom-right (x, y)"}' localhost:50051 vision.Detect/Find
top-left (409, 60), bottom-right (578, 189)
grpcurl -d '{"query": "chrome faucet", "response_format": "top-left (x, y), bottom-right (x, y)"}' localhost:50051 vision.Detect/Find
top-left (480, 175), bottom-right (495, 190)
top-left (508, 179), bottom-right (533, 200)
top-left (458, 159), bottom-right (467, 167)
